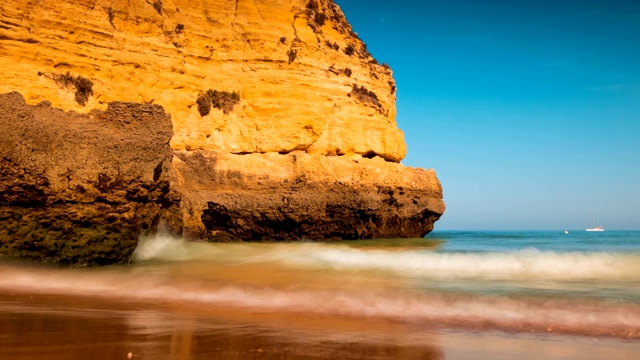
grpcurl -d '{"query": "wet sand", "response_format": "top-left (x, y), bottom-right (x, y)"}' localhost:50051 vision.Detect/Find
top-left (1, 292), bottom-right (638, 360)
top-left (1, 236), bottom-right (639, 359)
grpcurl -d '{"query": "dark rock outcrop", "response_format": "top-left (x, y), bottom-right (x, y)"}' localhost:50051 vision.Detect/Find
top-left (0, 92), bottom-right (181, 266)
top-left (197, 185), bottom-right (442, 241)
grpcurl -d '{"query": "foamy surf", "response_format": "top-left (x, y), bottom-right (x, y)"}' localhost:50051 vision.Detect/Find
top-left (132, 235), bottom-right (640, 282)
top-left (0, 263), bottom-right (638, 339)
top-left (288, 247), bottom-right (640, 281)
top-left (3, 232), bottom-right (640, 340)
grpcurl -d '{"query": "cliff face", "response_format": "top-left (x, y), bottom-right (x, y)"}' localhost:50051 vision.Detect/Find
top-left (173, 151), bottom-right (444, 241)
top-left (0, 0), bottom-right (404, 161)
top-left (0, 92), bottom-right (180, 266)
top-left (0, 0), bottom-right (445, 265)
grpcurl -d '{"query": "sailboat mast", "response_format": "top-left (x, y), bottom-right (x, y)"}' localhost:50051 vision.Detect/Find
top-left (586, 208), bottom-right (604, 231)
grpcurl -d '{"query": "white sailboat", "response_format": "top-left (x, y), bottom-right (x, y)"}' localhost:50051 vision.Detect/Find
top-left (585, 209), bottom-right (604, 232)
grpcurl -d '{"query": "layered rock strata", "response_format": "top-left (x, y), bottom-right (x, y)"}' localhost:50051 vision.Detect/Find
top-left (0, 0), bottom-right (404, 161)
top-left (173, 151), bottom-right (444, 241)
top-left (0, 92), bottom-right (180, 266)
top-left (0, 0), bottom-right (446, 265)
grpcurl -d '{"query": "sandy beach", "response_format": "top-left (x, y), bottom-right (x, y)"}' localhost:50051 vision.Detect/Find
top-left (1, 234), bottom-right (639, 359)
top-left (1, 292), bottom-right (638, 360)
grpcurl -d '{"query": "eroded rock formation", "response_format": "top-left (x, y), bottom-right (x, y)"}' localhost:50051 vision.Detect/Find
top-left (0, 0), bottom-right (445, 265)
top-left (173, 151), bottom-right (444, 241)
top-left (0, 0), bottom-right (404, 161)
top-left (0, 92), bottom-right (180, 266)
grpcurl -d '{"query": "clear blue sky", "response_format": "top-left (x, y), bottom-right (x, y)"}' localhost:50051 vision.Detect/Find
top-left (338, 0), bottom-right (640, 230)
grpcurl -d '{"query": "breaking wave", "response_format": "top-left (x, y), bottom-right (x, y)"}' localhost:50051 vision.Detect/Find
top-left (0, 261), bottom-right (638, 339)
top-left (133, 235), bottom-right (640, 282)
top-left (2, 234), bottom-right (639, 339)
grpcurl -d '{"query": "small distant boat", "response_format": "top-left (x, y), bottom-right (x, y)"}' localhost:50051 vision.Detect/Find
top-left (585, 226), bottom-right (604, 232)
top-left (585, 209), bottom-right (604, 232)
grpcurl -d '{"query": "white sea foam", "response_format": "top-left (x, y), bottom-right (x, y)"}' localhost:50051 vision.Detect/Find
top-left (131, 233), bottom-right (192, 262)
top-left (286, 247), bottom-right (640, 281)
top-left (131, 235), bottom-right (640, 282)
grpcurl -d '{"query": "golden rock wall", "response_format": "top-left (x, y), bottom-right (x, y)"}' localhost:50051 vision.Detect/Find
top-left (0, 0), bottom-right (405, 161)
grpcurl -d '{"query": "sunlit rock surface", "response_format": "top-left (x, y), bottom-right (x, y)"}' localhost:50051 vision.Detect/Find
top-left (173, 151), bottom-right (445, 241)
top-left (0, 0), bottom-right (445, 265)
top-left (0, 0), bottom-right (404, 161)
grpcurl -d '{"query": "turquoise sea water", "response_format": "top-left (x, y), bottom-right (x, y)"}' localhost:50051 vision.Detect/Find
top-left (0, 230), bottom-right (639, 358)
top-left (426, 231), bottom-right (640, 303)
top-left (433, 230), bottom-right (640, 253)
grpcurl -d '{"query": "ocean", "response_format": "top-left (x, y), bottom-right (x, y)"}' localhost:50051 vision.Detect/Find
top-left (1, 231), bottom-right (639, 359)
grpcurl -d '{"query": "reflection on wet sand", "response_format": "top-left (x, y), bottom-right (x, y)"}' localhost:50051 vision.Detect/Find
top-left (0, 294), bottom-right (444, 360)
top-left (1, 237), bottom-right (640, 359)
top-left (169, 323), bottom-right (192, 360)
top-left (1, 293), bottom-right (639, 360)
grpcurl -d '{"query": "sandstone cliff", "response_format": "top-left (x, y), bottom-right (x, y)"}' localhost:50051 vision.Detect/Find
top-left (174, 151), bottom-right (444, 241)
top-left (0, 0), bottom-right (445, 265)
top-left (0, 0), bottom-right (404, 161)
